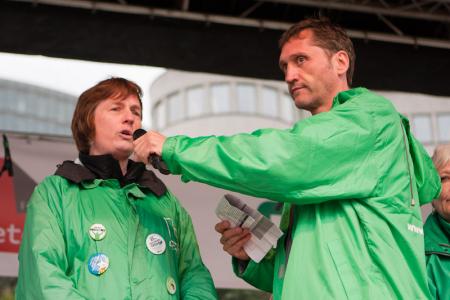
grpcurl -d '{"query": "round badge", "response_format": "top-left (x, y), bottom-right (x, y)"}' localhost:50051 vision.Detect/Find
top-left (146, 233), bottom-right (166, 255)
top-left (89, 224), bottom-right (106, 241)
top-left (166, 277), bottom-right (176, 295)
top-left (88, 253), bottom-right (109, 276)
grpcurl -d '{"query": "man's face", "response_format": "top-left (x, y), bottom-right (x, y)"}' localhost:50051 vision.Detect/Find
top-left (279, 29), bottom-right (343, 115)
top-left (434, 161), bottom-right (450, 222)
top-left (89, 95), bottom-right (142, 161)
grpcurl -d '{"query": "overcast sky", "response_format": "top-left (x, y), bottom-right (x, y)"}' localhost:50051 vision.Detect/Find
top-left (0, 52), bottom-right (165, 128)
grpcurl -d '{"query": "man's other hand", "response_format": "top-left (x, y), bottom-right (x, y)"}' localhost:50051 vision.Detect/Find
top-left (215, 220), bottom-right (251, 261)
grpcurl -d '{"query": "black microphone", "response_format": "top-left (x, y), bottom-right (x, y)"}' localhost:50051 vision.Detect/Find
top-left (133, 129), bottom-right (170, 175)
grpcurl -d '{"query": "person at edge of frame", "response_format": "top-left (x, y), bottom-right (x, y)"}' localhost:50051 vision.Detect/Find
top-left (424, 144), bottom-right (450, 300)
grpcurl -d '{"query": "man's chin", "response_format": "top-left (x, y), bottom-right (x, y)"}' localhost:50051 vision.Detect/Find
top-left (294, 99), bottom-right (311, 110)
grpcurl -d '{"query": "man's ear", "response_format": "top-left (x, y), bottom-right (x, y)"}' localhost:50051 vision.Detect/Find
top-left (333, 50), bottom-right (349, 77)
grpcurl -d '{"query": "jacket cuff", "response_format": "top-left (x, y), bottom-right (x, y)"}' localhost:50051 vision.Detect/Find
top-left (162, 136), bottom-right (179, 174)
top-left (232, 257), bottom-right (253, 278)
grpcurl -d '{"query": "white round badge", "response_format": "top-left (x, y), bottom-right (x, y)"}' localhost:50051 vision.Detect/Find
top-left (89, 224), bottom-right (107, 241)
top-left (146, 233), bottom-right (166, 255)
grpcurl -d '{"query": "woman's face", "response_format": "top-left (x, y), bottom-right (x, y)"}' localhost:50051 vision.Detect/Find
top-left (89, 95), bottom-right (142, 161)
top-left (434, 161), bottom-right (450, 222)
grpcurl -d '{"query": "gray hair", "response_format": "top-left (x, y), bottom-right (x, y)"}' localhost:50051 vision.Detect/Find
top-left (432, 144), bottom-right (450, 170)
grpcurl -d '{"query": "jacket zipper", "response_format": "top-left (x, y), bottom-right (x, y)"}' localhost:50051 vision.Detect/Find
top-left (400, 120), bottom-right (416, 207)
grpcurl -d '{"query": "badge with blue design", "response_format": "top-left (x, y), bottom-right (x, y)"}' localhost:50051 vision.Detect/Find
top-left (88, 253), bottom-right (109, 276)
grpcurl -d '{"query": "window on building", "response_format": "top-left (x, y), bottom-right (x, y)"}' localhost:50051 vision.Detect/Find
top-left (168, 92), bottom-right (183, 123)
top-left (437, 114), bottom-right (450, 142)
top-left (237, 83), bottom-right (256, 113)
top-left (412, 114), bottom-right (433, 144)
top-left (57, 102), bottom-right (66, 123)
top-left (17, 98), bottom-right (27, 113)
top-left (35, 95), bottom-right (47, 118)
top-left (65, 102), bottom-right (74, 121)
top-left (26, 94), bottom-right (36, 115)
top-left (187, 86), bottom-right (206, 118)
top-left (1, 115), bottom-right (13, 131)
top-left (280, 93), bottom-right (295, 123)
top-left (155, 101), bottom-right (167, 130)
top-left (260, 87), bottom-right (278, 118)
top-left (211, 83), bottom-right (231, 113)
top-left (0, 112), bottom-right (5, 128)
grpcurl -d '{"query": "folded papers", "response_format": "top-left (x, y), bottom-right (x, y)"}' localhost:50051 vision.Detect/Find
top-left (215, 194), bottom-right (283, 263)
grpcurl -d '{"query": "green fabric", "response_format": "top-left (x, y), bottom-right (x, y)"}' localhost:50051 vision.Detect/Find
top-left (162, 88), bottom-right (441, 300)
top-left (16, 176), bottom-right (217, 300)
top-left (424, 212), bottom-right (450, 300)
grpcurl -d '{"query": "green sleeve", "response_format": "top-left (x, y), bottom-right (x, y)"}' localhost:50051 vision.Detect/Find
top-left (16, 180), bottom-right (87, 300)
top-left (231, 255), bottom-right (274, 292)
top-left (169, 192), bottom-right (218, 299)
top-left (162, 103), bottom-right (379, 205)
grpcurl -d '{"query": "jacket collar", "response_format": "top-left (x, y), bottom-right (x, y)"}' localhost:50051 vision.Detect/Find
top-left (332, 87), bottom-right (369, 107)
top-left (424, 212), bottom-right (450, 257)
top-left (54, 153), bottom-right (167, 197)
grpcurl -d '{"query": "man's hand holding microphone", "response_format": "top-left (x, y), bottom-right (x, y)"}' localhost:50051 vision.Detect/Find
top-left (133, 129), bottom-right (251, 262)
top-left (132, 129), bottom-right (169, 174)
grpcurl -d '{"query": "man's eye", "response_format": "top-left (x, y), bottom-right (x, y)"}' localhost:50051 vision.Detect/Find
top-left (441, 176), bottom-right (449, 182)
top-left (296, 56), bottom-right (305, 64)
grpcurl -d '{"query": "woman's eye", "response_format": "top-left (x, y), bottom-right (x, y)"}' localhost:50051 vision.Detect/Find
top-left (441, 176), bottom-right (449, 182)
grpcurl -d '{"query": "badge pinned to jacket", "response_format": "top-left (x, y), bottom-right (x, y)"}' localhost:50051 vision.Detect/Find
top-left (164, 217), bottom-right (179, 251)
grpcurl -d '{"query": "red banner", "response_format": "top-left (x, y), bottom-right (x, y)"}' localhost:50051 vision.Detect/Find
top-left (0, 158), bottom-right (25, 253)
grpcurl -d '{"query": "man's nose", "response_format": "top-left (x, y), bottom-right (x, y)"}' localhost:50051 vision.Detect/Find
top-left (284, 64), bottom-right (298, 84)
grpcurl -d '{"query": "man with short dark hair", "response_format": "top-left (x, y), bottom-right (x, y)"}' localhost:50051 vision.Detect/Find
top-left (134, 18), bottom-right (440, 299)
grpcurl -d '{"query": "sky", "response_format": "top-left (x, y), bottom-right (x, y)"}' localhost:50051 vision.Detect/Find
top-left (0, 52), bottom-right (165, 128)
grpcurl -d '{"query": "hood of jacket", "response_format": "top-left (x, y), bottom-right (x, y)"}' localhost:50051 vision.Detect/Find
top-left (400, 114), bottom-right (441, 206)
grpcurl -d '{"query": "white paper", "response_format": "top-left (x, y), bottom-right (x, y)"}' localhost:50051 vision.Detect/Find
top-left (215, 194), bottom-right (283, 263)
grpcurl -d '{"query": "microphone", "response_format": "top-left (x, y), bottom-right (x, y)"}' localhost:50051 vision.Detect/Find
top-left (133, 129), bottom-right (170, 175)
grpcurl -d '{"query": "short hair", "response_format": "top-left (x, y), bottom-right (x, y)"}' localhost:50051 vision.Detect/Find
top-left (71, 77), bottom-right (143, 153)
top-left (432, 144), bottom-right (450, 171)
top-left (279, 17), bottom-right (356, 86)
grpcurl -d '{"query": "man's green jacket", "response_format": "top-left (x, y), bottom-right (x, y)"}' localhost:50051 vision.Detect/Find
top-left (16, 162), bottom-right (217, 299)
top-left (424, 212), bottom-right (450, 300)
top-left (162, 88), bottom-right (441, 299)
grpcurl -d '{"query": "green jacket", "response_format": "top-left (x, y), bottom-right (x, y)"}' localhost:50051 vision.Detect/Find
top-left (16, 161), bottom-right (217, 300)
top-left (162, 88), bottom-right (441, 299)
top-left (424, 212), bottom-right (450, 300)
